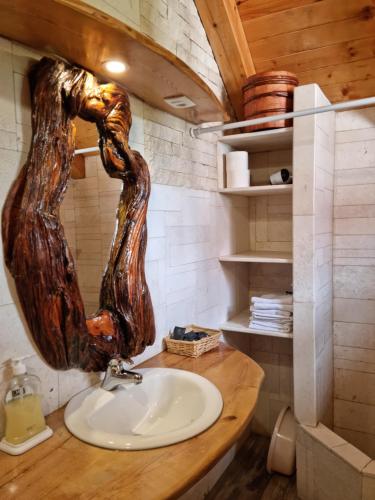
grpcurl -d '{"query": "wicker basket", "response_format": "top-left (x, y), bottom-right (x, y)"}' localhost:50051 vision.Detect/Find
top-left (164, 324), bottom-right (221, 358)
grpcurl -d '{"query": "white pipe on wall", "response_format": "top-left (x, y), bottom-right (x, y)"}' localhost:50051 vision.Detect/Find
top-left (74, 146), bottom-right (100, 155)
top-left (73, 96), bottom-right (375, 150)
top-left (190, 96), bottom-right (375, 138)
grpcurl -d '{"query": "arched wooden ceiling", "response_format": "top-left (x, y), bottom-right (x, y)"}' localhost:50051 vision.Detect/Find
top-left (196, 0), bottom-right (375, 118)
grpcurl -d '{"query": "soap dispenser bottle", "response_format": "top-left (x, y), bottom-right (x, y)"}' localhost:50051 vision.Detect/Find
top-left (0, 357), bottom-right (53, 455)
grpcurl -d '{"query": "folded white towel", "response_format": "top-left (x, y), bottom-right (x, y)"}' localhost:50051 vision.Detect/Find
top-left (251, 303), bottom-right (293, 313)
top-left (251, 318), bottom-right (292, 327)
top-left (251, 293), bottom-right (292, 305)
top-left (249, 320), bottom-right (292, 333)
top-left (251, 315), bottom-right (292, 324)
top-left (249, 325), bottom-right (292, 334)
top-left (250, 307), bottom-right (292, 318)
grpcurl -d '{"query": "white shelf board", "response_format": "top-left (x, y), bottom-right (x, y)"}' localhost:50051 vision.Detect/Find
top-left (220, 309), bottom-right (293, 339)
top-left (219, 251), bottom-right (293, 264)
top-left (218, 184), bottom-right (292, 197)
top-left (219, 127), bottom-right (293, 152)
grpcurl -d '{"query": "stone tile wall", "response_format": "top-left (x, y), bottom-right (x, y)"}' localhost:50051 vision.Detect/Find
top-left (293, 84), bottom-right (335, 427)
top-left (297, 423), bottom-right (375, 500)
top-left (333, 107), bottom-right (375, 458)
top-left (0, 0), bottom-right (230, 433)
top-left (84, 0), bottom-right (226, 102)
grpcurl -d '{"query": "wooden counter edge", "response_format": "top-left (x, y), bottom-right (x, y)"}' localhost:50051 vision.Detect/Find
top-left (0, 343), bottom-right (264, 499)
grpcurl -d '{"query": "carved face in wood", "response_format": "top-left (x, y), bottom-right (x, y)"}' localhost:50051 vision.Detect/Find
top-left (1, 57), bottom-right (155, 372)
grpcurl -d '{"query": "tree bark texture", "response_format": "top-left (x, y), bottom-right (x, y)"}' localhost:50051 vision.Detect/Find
top-left (2, 57), bottom-right (155, 371)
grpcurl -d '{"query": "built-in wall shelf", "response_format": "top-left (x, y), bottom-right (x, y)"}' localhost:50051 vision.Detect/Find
top-left (219, 184), bottom-right (292, 197)
top-left (220, 309), bottom-right (293, 339)
top-left (0, 0), bottom-right (229, 124)
top-left (219, 251), bottom-right (293, 264)
top-left (220, 128), bottom-right (293, 153)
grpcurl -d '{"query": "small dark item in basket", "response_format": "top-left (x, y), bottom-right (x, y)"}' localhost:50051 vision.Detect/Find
top-left (171, 326), bottom-right (186, 340)
top-left (165, 324), bottom-right (220, 357)
top-left (182, 331), bottom-right (208, 342)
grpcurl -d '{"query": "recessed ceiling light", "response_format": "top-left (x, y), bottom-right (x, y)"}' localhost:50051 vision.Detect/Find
top-left (103, 60), bottom-right (127, 73)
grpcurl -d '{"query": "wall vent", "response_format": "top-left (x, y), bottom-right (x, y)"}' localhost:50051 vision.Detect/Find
top-left (164, 95), bottom-right (196, 108)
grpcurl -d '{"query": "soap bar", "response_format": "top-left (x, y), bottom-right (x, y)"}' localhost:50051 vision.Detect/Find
top-left (171, 326), bottom-right (209, 341)
top-left (171, 326), bottom-right (186, 340)
top-left (182, 331), bottom-right (208, 341)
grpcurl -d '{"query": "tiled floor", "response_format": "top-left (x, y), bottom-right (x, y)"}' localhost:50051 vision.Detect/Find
top-left (207, 434), bottom-right (298, 500)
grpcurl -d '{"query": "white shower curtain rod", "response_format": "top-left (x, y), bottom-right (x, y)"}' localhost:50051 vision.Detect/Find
top-left (190, 96), bottom-right (375, 138)
top-left (73, 96), bottom-right (375, 153)
top-left (74, 146), bottom-right (99, 155)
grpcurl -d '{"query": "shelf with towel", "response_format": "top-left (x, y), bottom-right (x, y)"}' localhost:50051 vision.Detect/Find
top-left (219, 251), bottom-right (292, 264)
top-left (218, 184), bottom-right (292, 197)
top-left (220, 309), bottom-right (293, 339)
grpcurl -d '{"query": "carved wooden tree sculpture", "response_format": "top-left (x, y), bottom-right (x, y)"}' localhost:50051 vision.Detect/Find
top-left (2, 57), bottom-right (155, 372)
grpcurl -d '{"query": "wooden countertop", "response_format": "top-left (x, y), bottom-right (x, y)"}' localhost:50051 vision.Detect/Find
top-left (0, 344), bottom-right (264, 500)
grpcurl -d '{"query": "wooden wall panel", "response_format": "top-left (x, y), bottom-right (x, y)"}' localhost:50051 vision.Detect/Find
top-left (249, 17), bottom-right (375, 62)
top-left (236, 0), bottom-right (375, 102)
top-left (254, 37), bottom-right (375, 75)
top-left (237, 0), bottom-right (317, 20)
top-left (321, 77), bottom-right (375, 102)
top-left (242, 0), bottom-right (373, 42)
top-left (297, 58), bottom-right (375, 88)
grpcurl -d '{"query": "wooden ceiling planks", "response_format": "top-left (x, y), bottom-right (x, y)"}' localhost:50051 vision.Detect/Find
top-left (254, 37), bottom-right (375, 75)
top-left (237, 0), bottom-right (318, 20)
top-left (249, 17), bottom-right (375, 62)
top-left (237, 0), bottom-right (375, 102)
top-left (321, 77), bottom-right (375, 102)
top-left (242, 0), bottom-right (374, 42)
top-left (297, 58), bottom-right (375, 88)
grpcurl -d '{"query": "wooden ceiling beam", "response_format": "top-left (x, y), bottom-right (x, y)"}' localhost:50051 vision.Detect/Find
top-left (194, 0), bottom-right (255, 119)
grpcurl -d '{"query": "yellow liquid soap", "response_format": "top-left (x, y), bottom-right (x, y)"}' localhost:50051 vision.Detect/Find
top-left (5, 394), bottom-right (46, 445)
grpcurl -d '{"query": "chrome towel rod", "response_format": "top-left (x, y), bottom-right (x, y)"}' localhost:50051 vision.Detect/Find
top-left (73, 96), bottom-right (375, 152)
top-left (74, 146), bottom-right (100, 155)
top-left (190, 96), bottom-right (375, 138)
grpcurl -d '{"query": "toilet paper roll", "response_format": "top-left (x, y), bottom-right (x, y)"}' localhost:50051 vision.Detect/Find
top-left (226, 151), bottom-right (249, 188)
top-left (270, 168), bottom-right (292, 185)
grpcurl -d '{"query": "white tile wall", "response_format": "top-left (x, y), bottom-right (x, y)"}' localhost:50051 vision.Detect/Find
top-left (293, 84), bottom-right (335, 428)
top-left (297, 424), bottom-right (374, 500)
top-left (84, 0), bottom-right (225, 102)
top-left (333, 107), bottom-right (375, 459)
top-left (61, 166), bottom-right (245, 342)
top-left (0, 0), bottom-right (230, 435)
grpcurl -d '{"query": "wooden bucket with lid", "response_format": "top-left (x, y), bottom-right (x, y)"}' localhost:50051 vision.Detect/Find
top-left (242, 71), bottom-right (298, 133)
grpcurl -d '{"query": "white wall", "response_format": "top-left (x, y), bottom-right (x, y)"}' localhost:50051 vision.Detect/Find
top-left (0, 0), bottom-right (238, 435)
top-left (84, 0), bottom-right (225, 102)
top-left (333, 107), bottom-right (375, 458)
top-left (293, 84), bottom-right (335, 427)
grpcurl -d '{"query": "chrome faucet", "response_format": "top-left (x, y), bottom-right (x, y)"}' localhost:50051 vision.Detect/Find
top-left (101, 358), bottom-right (143, 391)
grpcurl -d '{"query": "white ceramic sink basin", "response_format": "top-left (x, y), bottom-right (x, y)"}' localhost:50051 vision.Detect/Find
top-left (64, 367), bottom-right (223, 450)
